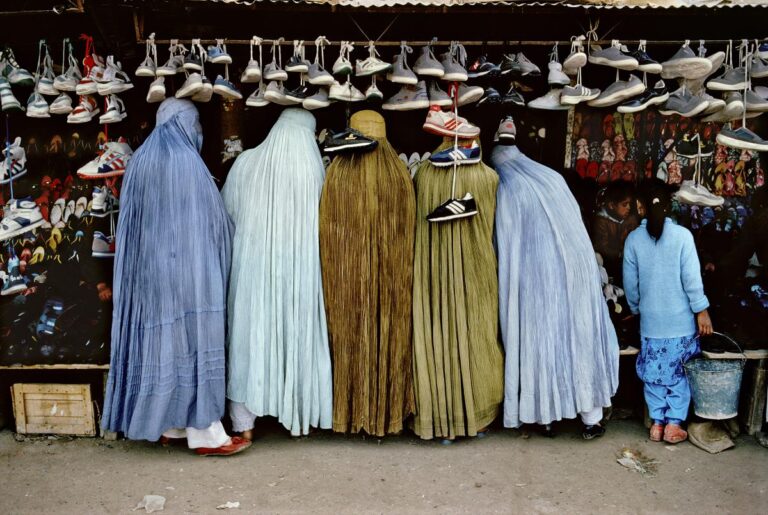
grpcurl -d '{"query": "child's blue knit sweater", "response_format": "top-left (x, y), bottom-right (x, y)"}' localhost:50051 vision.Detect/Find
top-left (623, 218), bottom-right (709, 338)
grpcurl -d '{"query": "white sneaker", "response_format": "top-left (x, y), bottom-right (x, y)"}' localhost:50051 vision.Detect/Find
top-left (356, 43), bottom-right (392, 77)
top-left (548, 61), bottom-right (571, 86)
top-left (49, 93), bottom-right (73, 114)
top-left (54, 53), bottom-right (81, 91)
top-left (560, 84), bottom-right (601, 105)
top-left (67, 95), bottom-right (100, 123)
top-left (264, 81), bottom-right (292, 105)
top-left (0, 136), bottom-right (27, 185)
top-left (303, 87), bottom-right (331, 110)
top-left (529, 89), bottom-right (571, 110)
top-left (26, 92), bottom-right (50, 118)
top-left (365, 80), bottom-right (383, 101)
top-left (246, 82), bottom-right (270, 107)
top-left (241, 59), bottom-right (262, 83)
top-left (563, 35), bottom-right (587, 75)
top-left (675, 180), bottom-right (724, 207)
top-left (332, 41), bottom-right (354, 75)
top-left (99, 95), bottom-right (127, 124)
top-left (328, 80), bottom-right (365, 102)
top-left (191, 76), bottom-right (213, 103)
top-left (146, 77), bottom-right (166, 103)
top-left (176, 73), bottom-right (204, 98)
top-left (97, 56), bottom-right (134, 95)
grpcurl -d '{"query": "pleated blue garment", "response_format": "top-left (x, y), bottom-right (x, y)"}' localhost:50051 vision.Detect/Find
top-left (102, 98), bottom-right (233, 441)
top-left (221, 108), bottom-right (333, 436)
top-left (491, 145), bottom-right (619, 428)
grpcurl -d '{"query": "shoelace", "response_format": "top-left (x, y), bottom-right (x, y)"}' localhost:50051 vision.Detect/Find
top-left (451, 41), bottom-right (467, 67)
top-left (33, 40), bottom-right (46, 89)
top-left (314, 36), bottom-right (329, 68)
top-left (400, 41), bottom-right (413, 71)
top-left (366, 41), bottom-right (381, 64)
top-left (549, 43), bottom-right (559, 64)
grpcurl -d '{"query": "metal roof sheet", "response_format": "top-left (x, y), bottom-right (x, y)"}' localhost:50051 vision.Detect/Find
top-left (207, 0), bottom-right (768, 8)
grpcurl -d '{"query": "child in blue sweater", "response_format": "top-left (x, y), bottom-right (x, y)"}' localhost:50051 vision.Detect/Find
top-left (623, 184), bottom-right (713, 444)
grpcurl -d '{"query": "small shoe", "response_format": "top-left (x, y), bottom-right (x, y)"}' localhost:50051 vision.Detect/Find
top-left (588, 40), bottom-right (638, 70)
top-left (263, 61), bottom-right (288, 82)
top-left (422, 105), bottom-right (480, 138)
top-left (67, 95), bottom-right (100, 123)
top-left (582, 424), bottom-right (606, 440)
top-left (560, 84), bottom-right (600, 105)
top-left (207, 42), bottom-right (232, 64)
top-left (413, 43), bottom-right (445, 77)
top-left (426, 193), bottom-right (478, 223)
top-left (529, 89), bottom-right (571, 110)
top-left (649, 423), bottom-right (664, 442)
top-left (547, 61), bottom-right (571, 86)
top-left (303, 87), bottom-right (331, 109)
top-left (26, 92), bottom-right (50, 118)
top-left (321, 127), bottom-right (378, 154)
top-left (427, 81), bottom-right (452, 107)
top-left (332, 41), bottom-right (354, 76)
top-left (662, 424), bottom-right (688, 444)
top-left (241, 59), bottom-right (262, 83)
top-left (494, 115), bottom-right (517, 142)
top-left (146, 77), bottom-right (166, 103)
top-left (212, 75), bottom-right (243, 100)
top-left (328, 80), bottom-right (366, 103)
top-left (382, 81), bottom-right (430, 111)
top-left (246, 82), bottom-right (270, 107)
top-left (49, 93), bottom-right (74, 115)
top-left (457, 83), bottom-right (484, 106)
top-left (195, 436), bottom-right (252, 457)
top-left (191, 75), bottom-right (213, 103)
top-left (467, 55), bottom-right (500, 78)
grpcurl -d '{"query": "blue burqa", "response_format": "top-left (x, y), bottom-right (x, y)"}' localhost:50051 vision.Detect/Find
top-left (102, 98), bottom-right (233, 440)
top-left (491, 145), bottom-right (619, 428)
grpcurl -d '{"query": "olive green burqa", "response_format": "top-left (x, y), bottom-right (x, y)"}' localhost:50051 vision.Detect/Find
top-left (412, 138), bottom-right (504, 440)
top-left (319, 110), bottom-right (416, 436)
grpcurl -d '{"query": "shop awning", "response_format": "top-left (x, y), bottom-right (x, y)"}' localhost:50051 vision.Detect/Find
top-left (199, 0), bottom-right (768, 8)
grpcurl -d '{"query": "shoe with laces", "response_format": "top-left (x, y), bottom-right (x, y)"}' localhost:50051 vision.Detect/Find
top-left (307, 62), bottom-right (334, 86)
top-left (589, 40), bottom-right (638, 70)
top-left (467, 55), bottom-right (500, 78)
top-left (515, 52), bottom-right (541, 76)
top-left (414, 43), bottom-right (444, 77)
top-left (440, 43), bottom-right (469, 81)
top-left (628, 41), bottom-right (662, 74)
top-left (582, 424), bottom-right (606, 440)
top-left (332, 41), bottom-right (354, 75)
top-left (321, 128), bottom-right (378, 154)
top-left (191, 75), bottom-right (213, 103)
top-left (365, 80), bottom-right (384, 101)
top-left (722, 91), bottom-right (745, 118)
top-left (92, 231), bottom-right (115, 258)
top-left (246, 82), bottom-right (270, 107)
top-left (195, 436), bottom-right (252, 457)
top-left (207, 40), bottom-right (232, 64)
top-left (457, 83), bottom-right (484, 106)
top-left (745, 89), bottom-right (768, 111)
top-left (213, 75), bottom-right (242, 100)
top-left (529, 89), bottom-right (571, 110)
top-left (264, 81), bottom-right (289, 104)
top-left (26, 92), bottom-right (50, 118)
top-left (303, 87), bottom-right (331, 110)
top-left (560, 84), bottom-right (600, 105)
top-left (183, 51), bottom-right (203, 72)
top-left (502, 84), bottom-right (526, 106)
top-left (1, 48), bottom-right (34, 86)
top-left (699, 91), bottom-right (726, 115)
top-left (146, 76), bottom-right (166, 103)
top-left (88, 186), bottom-right (120, 217)
top-left (1, 255), bottom-right (28, 296)
top-left (55, 51), bottom-right (82, 91)
top-left (0, 198), bottom-right (43, 240)
top-left (241, 59), bottom-right (262, 83)
top-left (717, 124), bottom-right (768, 151)
top-left (135, 53), bottom-right (156, 77)
top-left (427, 193), bottom-right (478, 223)
top-left (548, 61), bottom-right (571, 86)
top-left (263, 61), bottom-right (288, 82)
top-left (383, 81), bottom-right (430, 110)
top-left (428, 81), bottom-right (452, 107)
top-left (477, 87), bottom-right (502, 106)
top-left (97, 56), bottom-right (134, 95)
top-left (49, 92), bottom-right (73, 115)
top-left (176, 72), bottom-right (204, 98)
top-left (422, 105), bottom-right (480, 138)
top-left (662, 41), bottom-right (713, 79)
top-left (675, 180), bottom-right (724, 207)
top-left (0, 137), bottom-right (27, 185)
top-left (284, 84), bottom-right (312, 104)
top-left (499, 53), bottom-right (522, 76)
top-left (155, 51), bottom-right (183, 77)
top-left (36, 52), bottom-right (59, 96)
top-left (658, 88), bottom-right (709, 117)
top-left (429, 141), bottom-right (481, 167)
top-left (750, 55), bottom-right (768, 79)
top-left (99, 94), bottom-right (127, 124)
top-left (617, 80), bottom-right (669, 113)
top-left (67, 95), bottom-right (100, 123)
top-left (707, 67), bottom-right (749, 91)
top-left (563, 35), bottom-right (587, 75)
top-left (387, 44), bottom-right (418, 85)
top-left (75, 53), bottom-right (105, 95)
top-left (77, 139), bottom-right (133, 179)
top-left (328, 80), bottom-right (366, 102)
top-left (494, 115), bottom-right (517, 142)
top-left (356, 47), bottom-right (392, 77)
top-left (587, 75), bottom-right (645, 107)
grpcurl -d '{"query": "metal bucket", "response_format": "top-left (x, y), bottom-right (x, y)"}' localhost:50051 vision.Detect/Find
top-left (684, 333), bottom-right (746, 420)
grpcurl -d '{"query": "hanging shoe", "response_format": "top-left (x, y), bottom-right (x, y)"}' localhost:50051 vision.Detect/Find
top-left (241, 36), bottom-right (263, 83)
top-left (514, 52), bottom-right (542, 76)
top-left (529, 89), bottom-right (571, 110)
top-left (328, 80), bottom-right (365, 102)
top-left (135, 52), bottom-right (156, 77)
top-left (264, 81), bottom-right (292, 105)
top-left (658, 88), bottom-right (709, 117)
top-left (176, 72), bottom-right (204, 98)
top-left (285, 40), bottom-right (310, 73)
top-left (387, 42), bottom-right (418, 85)
top-left (207, 40), bottom-right (232, 64)
top-left (707, 66), bottom-right (749, 91)
top-left (264, 40), bottom-right (289, 81)
top-left (744, 89), bottom-right (768, 112)
top-left (1, 256), bottom-right (27, 296)
top-left (92, 231), bottom-right (115, 258)
top-left (440, 42), bottom-right (468, 81)
top-left (548, 61), bottom-right (571, 86)
top-left (320, 128), bottom-right (378, 155)
top-left (246, 82), bottom-right (270, 107)
top-left (284, 84), bottom-right (312, 104)
top-left (36, 51), bottom-right (59, 96)
top-left (560, 84), bottom-right (600, 105)
top-left (588, 40), bottom-right (639, 71)
top-left (0, 198), bottom-right (44, 241)
top-left (49, 92), bottom-right (74, 115)
top-left (716, 125), bottom-right (768, 152)
top-left (457, 83), bottom-right (484, 106)
top-left (426, 193), bottom-right (478, 223)
top-left (99, 95), bottom-right (127, 124)
top-left (563, 35), bottom-right (587, 75)
top-left (97, 56), bottom-right (134, 95)
top-left (662, 40), bottom-right (713, 79)
top-left (675, 180), bottom-right (725, 207)
top-left (698, 92), bottom-right (726, 115)
top-left (303, 87), bottom-right (331, 110)
top-left (54, 41), bottom-right (81, 91)
top-left (191, 75), bottom-right (213, 103)
top-left (422, 105), bottom-right (480, 138)
top-left (212, 74), bottom-right (242, 100)
top-left (627, 41), bottom-right (662, 74)
top-left (67, 95), bottom-right (100, 123)
top-left (332, 41), bottom-right (354, 76)
top-left (477, 87), bottom-right (502, 106)
top-left (617, 80), bottom-right (669, 113)
top-left (467, 55), bottom-right (500, 79)
top-left (77, 139), bottom-right (133, 179)
top-left (382, 81), bottom-right (430, 111)
top-left (587, 75), bottom-right (646, 108)
top-left (428, 81), bottom-right (452, 107)
top-left (502, 84), bottom-right (526, 106)
top-left (356, 42), bottom-right (392, 77)
top-left (414, 41), bottom-right (445, 77)
top-left (0, 137), bottom-right (27, 185)
top-left (1, 48), bottom-right (34, 86)
top-left (429, 141), bottom-right (481, 167)
top-left (26, 92), bottom-right (50, 118)
top-left (365, 78), bottom-right (384, 101)
top-left (146, 76), bottom-right (166, 103)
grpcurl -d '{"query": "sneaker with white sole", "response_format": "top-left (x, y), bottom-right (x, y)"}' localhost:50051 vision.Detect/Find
top-left (191, 75), bottom-right (213, 103)
top-left (135, 53), bottom-right (156, 77)
top-left (285, 40), bottom-right (310, 73)
top-left (0, 137), bottom-right (27, 185)
top-left (707, 67), bottom-right (749, 91)
top-left (467, 55), bottom-right (500, 79)
top-left (1, 256), bottom-right (27, 296)
top-left (49, 92), bottom-right (73, 114)
top-left (264, 81), bottom-right (293, 105)
top-left (426, 193), bottom-right (478, 223)
top-left (587, 75), bottom-right (645, 107)
top-left (75, 54), bottom-right (105, 95)
top-left (284, 84), bottom-right (311, 104)
top-left (146, 76), bottom-right (166, 103)
top-left (563, 35), bottom-right (587, 75)
top-left (54, 46), bottom-right (82, 91)
top-left (675, 180), bottom-right (724, 207)
top-left (588, 40), bottom-right (638, 70)
top-left (428, 81), bottom-right (452, 107)
top-left (365, 79), bottom-right (384, 101)
top-left (176, 73), bottom-right (204, 98)
top-left (36, 52), bottom-right (59, 96)
top-left (383, 80), bottom-right (430, 111)
top-left (1, 48), bottom-right (34, 86)
top-left (356, 44), bottom-right (392, 77)
top-left (0, 198), bottom-right (43, 241)
top-left (751, 54), bottom-right (768, 79)
top-left (429, 141), bottom-right (481, 167)
top-left (263, 61), bottom-right (288, 81)
top-left (213, 75), bottom-right (242, 100)
top-left (99, 95), bottom-right (127, 124)
top-left (617, 80), bottom-right (669, 113)
top-left (529, 89), bottom-right (572, 110)
top-left (560, 84), bottom-right (600, 105)
top-left (246, 82), bottom-right (270, 107)
top-left (627, 41), bottom-right (662, 74)
top-left (699, 92), bottom-right (726, 115)
top-left (303, 87), bottom-right (331, 110)
top-left (716, 125), bottom-right (768, 152)
top-left (414, 42), bottom-right (445, 77)
top-left (332, 41), bottom-right (354, 76)
top-left (0, 78), bottom-right (22, 112)
top-left (440, 43), bottom-right (469, 81)
top-left (422, 105), bottom-right (480, 138)
top-left (97, 56), bottom-right (134, 95)
top-left (26, 92), bottom-right (50, 118)
top-left (457, 83), bottom-right (484, 106)
top-left (548, 61), bottom-right (571, 86)
top-left (67, 95), bottom-right (100, 123)
top-left (745, 89), bottom-right (768, 112)
top-left (658, 88), bottom-right (709, 117)
top-left (77, 139), bottom-right (133, 179)
top-left (207, 40), bottom-right (232, 64)
top-left (320, 128), bottom-right (378, 155)
top-left (92, 231), bottom-right (115, 258)
top-left (494, 115), bottom-right (517, 142)
top-left (387, 43), bottom-right (418, 85)
top-left (661, 41), bottom-right (713, 79)
top-left (514, 52), bottom-right (542, 76)
top-left (502, 84), bottom-right (526, 106)
top-left (328, 80), bottom-right (365, 102)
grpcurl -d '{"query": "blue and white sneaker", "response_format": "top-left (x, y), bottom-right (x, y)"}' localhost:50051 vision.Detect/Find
top-left (0, 198), bottom-right (44, 242)
top-left (207, 41), bottom-right (232, 64)
top-left (1, 48), bottom-right (34, 87)
top-left (759, 41), bottom-right (768, 60)
top-left (0, 137), bottom-right (27, 184)
top-left (88, 186), bottom-right (119, 217)
top-left (212, 75), bottom-right (242, 100)
top-left (0, 78), bottom-right (22, 112)
top-left (26, 92), bottom-right (50, 118)
top-left (429, 141), bottom-right (481, 167)
top-left (1, 255), bottom-right (27, 296)
top-left (716, 125), bottom-right (768, 152)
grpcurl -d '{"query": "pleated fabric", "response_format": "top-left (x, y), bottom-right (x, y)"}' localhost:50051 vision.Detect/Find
top-left (222, 108), bottom-right (332, 436)
top-left (319, 110), bottom-right (416, 436)
top-left (491, 144), bottom-right (619, 428)
top-left (411, 139), bottom-right (504, 440)
top-left (102, 99), bottom-right (232, 441)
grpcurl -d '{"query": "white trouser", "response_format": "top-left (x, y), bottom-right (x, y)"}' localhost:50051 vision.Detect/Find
top-left (229, 400), bottom-right (257, 433)
top-left (579, 406), bottom-right (604, 426)
top-left (162, 421), bottom-right (230, 449)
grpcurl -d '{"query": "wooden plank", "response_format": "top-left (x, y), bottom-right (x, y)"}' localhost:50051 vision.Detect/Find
top-left (0, 364), bottom-right (109, 370)
top-left (742, 359), bottom-right (767, 436)
top-left (702, 349), bottom-right (768, 360)
top-left (12, 384), bottom-right (96, 437)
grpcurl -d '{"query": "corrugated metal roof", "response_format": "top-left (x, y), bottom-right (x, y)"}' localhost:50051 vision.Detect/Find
top-left (207, 0), bottom-right (768, 7)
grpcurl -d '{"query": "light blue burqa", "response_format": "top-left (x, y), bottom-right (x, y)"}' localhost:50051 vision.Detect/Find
top-left (103, 98), bottom-right (233, 440)
top-left (491, 145), bottom-right (619, 428)
top-left (222, 108), bottom-right (332, 436)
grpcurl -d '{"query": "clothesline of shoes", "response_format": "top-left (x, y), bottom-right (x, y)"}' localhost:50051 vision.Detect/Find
top-left (138, 38), bottom-right (758, 47)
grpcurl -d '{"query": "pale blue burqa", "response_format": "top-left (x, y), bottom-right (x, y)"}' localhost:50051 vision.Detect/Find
top-left (491, 145), bottom-right (619, 428)
top-left (222, 108), bottom-right (332, 436)
top-left (102, 98), bottom-right (233, 440)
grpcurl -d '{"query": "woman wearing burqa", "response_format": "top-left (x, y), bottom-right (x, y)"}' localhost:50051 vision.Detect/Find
top-left (223, 108), bottom-right (332, 438)
top-left (491, 139), bottom-right (619, 438)
top-left (103, 98), bottom-right (249, 455)
top-left (320, 110), bottom-right (415, 436)
top-left (412, 138), bottom-right (504, 441)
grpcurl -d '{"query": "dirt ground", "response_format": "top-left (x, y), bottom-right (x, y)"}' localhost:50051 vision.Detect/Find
top-left (0, 419), bottom-right (766, 514)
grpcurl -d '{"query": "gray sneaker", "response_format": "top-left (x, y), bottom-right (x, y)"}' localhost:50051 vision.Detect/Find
top-left (428, 81), bottom-right (452, 107)
top-left (588, 40), bottom-right (638, 71)
top-left (440, 48), bottom-right (468, 82)
top-left (707, 67), bottom-right (748, 91)
top-left (658, 89), bottom-right (709, 117)
top-left (587, 74), bottom-right (645, 107)
top-left (515, 52), bottom-right (541, 76)
top-left (716, 125), bottom-right (768, 152)
top-left (457, 83), bottom-right (484, 106)
top-left (683, 50), bottom-right (726, 92)
top-left (387, 46), bottom-right (418, 85)
top-left (698, 92), bottom-right (726, 115)
top-left (528, 89), bottom-right (570, 111)
top-left (413, 43), bottom-right (444, 77)
top-left (263, 61), bottom-right (288, 81)
top-left (750, 55), bottom-right (768, 79)
top-left (303, 87), bottom-right (331, 110)
top-left (745, 89), bottom-right (768, 112)
top-left (382, 80), bottom-right (430, 111)
top-left (307, 62), bottom-right (334, 86)
top-left (560, 84), bottom-right (600, 105)
top-left (661, 41), bottom-right (713, 79)
top-left (723, 91), bottom-right (745, 118)
top-left (246, 82), bottom-right (269, 107)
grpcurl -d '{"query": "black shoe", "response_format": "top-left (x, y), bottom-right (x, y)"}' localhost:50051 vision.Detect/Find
top-left (320, 128), bottom-right (377, 155)
top-left (467, 55), bottom-right (500, 78)
top-left (183, 53), bottom-right (202, 72)
top-left (582, 424), bottom-right (606, 440)
top-left (285, 55), bottom-right (309, 73)
top-left (285, 84), bottom-right (313, 103)
top-left (627, 49), bottom-right (662, 74)
top-left (499, 54), bottom-right (522, 76)
top-left (502, 86), bottom-right (526, 106)
top-left (675, 136), bottom-right (714, 158)
top-left (478, 87), bottom-right (502, 105)
top-left (617, 80), bottom-right (669, 113)
top-left (426, 193), bottom-right (478, 223)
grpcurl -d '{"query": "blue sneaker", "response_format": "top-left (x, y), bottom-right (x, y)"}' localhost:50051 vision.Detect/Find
top-left (212, 75), bottom-right (242, 100)
top-left (429, 141), bottom-right (481, 167)
top-left (759, 41), bottom-right (768, 60)
top-left (207, 42), bottom-right (232, 64)
top-left (1, 255), bottom-right (27, 296)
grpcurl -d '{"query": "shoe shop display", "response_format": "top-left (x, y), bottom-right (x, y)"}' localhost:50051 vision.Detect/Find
top-left (191, 75), bottom-right (214, 103)
top-left (429, 141), bottom-right (481, 167)
top-left (77, 139), bottom-right (133, 179)
top-left (662, 40), bottom-right (713, 79)
top-left (307, 36), bottom-right (334, 86)
top-left (67, 95), bottom-right (100, 123)
top-left (356, 42), bottom-right (392, 77)
top-left (0, 136), bottom-right (27, 185)
top-left (246, 81), bottom-right (270, 107)
top-left (587, 74), bottom-right (645, 108)
top-left (88, 187), bottom-right (120, 217)
top-left (716, 125), bottom-right (768, 152)
top-left (321, 127), bottom-right (378, 154)
top-left (426, 193), bottom-right (478, 223)
top-left (588, 40), bottom-right (639, 70)
top-left (617, 80), bottom-right (669, 113)
top-left (387, 42), bottom-right (418, 85)
top-left (382, 80), bottom-right (430, 111)
top-left (414, 40), bottom-right (445, 77)
top-left (136, 35), bottom-right (157, 77)
top-left (54, 38), bottom-right (81, 91)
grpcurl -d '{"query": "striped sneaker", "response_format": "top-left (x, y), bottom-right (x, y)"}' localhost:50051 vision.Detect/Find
top-left (426, 193), bottom-right (478, 223)
top-left (422, 105), bottom-right (480, 139)
top-left (0, 136), bottom-right (27, 185)
top-left (429, 141), bottom-right (481, 167)
top-left (77, 139), bottom-right (133, 179)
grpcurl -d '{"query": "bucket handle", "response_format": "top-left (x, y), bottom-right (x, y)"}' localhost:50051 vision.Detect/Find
top-left (706, 331), bottom-right (747, 364)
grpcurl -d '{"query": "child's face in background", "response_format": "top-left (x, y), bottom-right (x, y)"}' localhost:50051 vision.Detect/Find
top-left (637, 199), bottom-right (646, 218)
top-left (609, 197), bottom-right (633, 220)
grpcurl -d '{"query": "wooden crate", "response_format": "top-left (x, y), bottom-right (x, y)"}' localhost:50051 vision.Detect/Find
top-left (11, 383), bottom-right (96, 436)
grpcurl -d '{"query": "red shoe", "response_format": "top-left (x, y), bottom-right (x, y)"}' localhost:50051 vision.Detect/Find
top-left (649, 423), bottom-right (664, 442)
top-left (195, 436), bottom-right (252, 457)
top-left (663, 424), bottom-right (688, 444)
